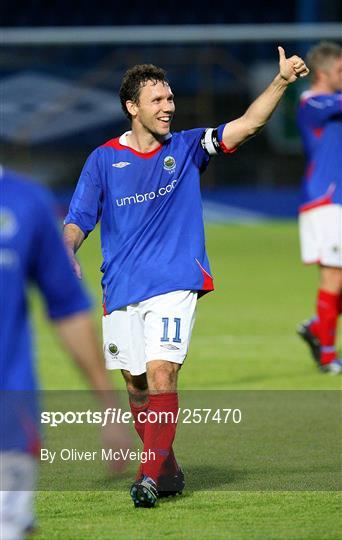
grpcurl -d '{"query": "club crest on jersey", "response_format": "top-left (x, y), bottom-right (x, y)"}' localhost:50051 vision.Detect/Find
top-left (163, 156), bottom-right (176, 173)
top-left (108, 343), bottom-right (119, 356)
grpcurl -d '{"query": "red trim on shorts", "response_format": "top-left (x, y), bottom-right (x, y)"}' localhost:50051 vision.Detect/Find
top-left (102, 137), bottom-right (162, 158)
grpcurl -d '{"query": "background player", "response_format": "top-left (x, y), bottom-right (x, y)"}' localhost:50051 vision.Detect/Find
top-left (296, 42), bottom-right (342, 374)
top-left (0, 167), bottom-right (130, 539)
top-left (64, 47), bottom-right (309, 507)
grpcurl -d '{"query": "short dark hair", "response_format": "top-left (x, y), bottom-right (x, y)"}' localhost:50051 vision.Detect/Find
top-left (306, 41), bottom-right (342, 78)
top-left (119, 64), bottom-right (168, 120)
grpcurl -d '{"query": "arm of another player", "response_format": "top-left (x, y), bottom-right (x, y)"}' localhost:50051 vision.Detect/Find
top-left (222, 46), bottom-right (310, 150)
top-left (54, 311), bottom-right (113, 394)
top-left (63, 223), bottom-right (85, 279)
top-left (54, 311), bottom-right (132, 471)
top-left (34, 192), bottom-right (131, 469)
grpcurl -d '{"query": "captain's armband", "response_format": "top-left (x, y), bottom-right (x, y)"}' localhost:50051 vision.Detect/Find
top-left (200, 128), bottom-right (223, 156)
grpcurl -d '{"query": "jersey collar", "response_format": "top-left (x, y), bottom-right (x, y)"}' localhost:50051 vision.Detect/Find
top-left (117, 131), bottom-right (172, 159)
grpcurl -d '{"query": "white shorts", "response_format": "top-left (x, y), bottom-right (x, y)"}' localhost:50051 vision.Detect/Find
top-left (0, 451), bottom-right (37, 540)
top-left (103, 290), bottom-right (197, 376)
top-left (299, 204), bottom-right (342, 267)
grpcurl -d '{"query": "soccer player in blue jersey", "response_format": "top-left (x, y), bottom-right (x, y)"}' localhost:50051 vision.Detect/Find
top-left (296, 42), bottom-right (342, 374)
top-left (0, 168), bottom-right (129, 539)
top-left (64, 47), bottom-right (309, 507)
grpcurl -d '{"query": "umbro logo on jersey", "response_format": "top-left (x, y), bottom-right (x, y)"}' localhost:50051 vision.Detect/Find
top-left (112, 162), bottom-right (131, 168)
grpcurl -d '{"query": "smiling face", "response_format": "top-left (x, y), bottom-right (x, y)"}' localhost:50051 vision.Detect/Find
top-left (126, 80), bottom-right (175, 138)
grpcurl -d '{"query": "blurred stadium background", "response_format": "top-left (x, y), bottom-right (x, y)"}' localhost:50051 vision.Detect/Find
top-left (2, 2), bottom-right (341, 222)
top-left (2, 6), bottom-right (342, 540)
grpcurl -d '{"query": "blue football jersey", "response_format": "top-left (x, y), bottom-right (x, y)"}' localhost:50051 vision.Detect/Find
top-left (0, 169), bottom-right (91, 452)
top-left (297, 92), bottom-right (342, 212)
top-left (0, 169), bottom-right (91, 391)
top-left (65, 125), bottom-right (234, 314)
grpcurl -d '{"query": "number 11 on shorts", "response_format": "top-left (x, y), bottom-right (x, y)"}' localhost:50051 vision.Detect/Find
top-left (161, 317), bottom-right (181, 343)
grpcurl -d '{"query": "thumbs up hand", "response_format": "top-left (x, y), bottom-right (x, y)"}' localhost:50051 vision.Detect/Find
top-left (278, 46), bottom-right (310, 84)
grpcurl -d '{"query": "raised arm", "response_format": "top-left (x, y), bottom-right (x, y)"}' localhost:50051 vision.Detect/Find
top-left (222, 46), bottom-right (310, 150)
top-left (63, 223), bottom-right (85, 279)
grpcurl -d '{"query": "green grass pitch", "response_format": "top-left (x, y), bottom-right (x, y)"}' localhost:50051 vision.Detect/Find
top-left (33, 222), bottom-right (341, 539)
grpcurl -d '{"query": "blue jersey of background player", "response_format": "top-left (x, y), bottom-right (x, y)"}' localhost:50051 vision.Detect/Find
top-left (0, 168), bottom-right (91, 393)
top-left (1, 168), bottom-right (130, 539)
top-left (0, 167), bottom-right (92, 461)
top-left (1, 167), bottom-right (129, 440)
top-left (297, 91), bottom-right (342, 212)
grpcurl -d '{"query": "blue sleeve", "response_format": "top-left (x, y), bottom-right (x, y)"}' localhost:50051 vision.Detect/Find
top-left (301, 94), bottom-right (342, 127)
top-left (31, 189), bottom-right (91, 320)
top-left (64, 148), bottom-right (104, 237)
top-left (181, 124), bottom-right (234, 172)
top-left (180, 127), bottom-right (211, 171)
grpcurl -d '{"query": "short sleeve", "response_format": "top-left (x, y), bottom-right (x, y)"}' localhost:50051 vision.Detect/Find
top-left (64, 148), bottom-right (104, 237)
top-left (181, 124), bottom-right (235, 172)
top-left (31, 189), bottom-right (91, 320)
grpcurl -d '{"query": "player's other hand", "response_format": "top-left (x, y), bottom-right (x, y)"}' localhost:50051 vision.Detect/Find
top-left (67, 248), bottom-right (82, 279)
top-left (101, 422), bottom-right (133, 473)
top-left (278, 46), bottom-right (310, 83)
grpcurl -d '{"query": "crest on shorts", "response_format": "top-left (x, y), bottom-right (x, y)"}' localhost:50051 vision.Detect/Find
top-left (163, 156), bottom-right (176, 172)
top-left (108, 343), bottom-right (119, 356)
